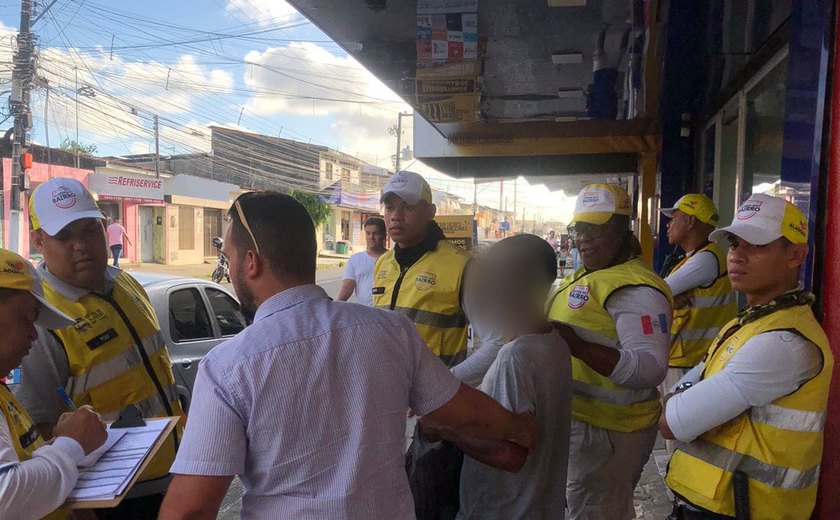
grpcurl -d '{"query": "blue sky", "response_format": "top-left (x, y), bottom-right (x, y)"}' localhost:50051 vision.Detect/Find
top-left (0, 0), bottom-right (573, 221)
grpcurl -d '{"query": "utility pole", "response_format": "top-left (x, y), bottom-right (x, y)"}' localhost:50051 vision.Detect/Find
top-left (513, 177), bottom-right (518, 233)
top-left (74, 67), bottom-right (79, 167)
top-left (153, 114), bottom-right (160, 178)
top-left (8, 0), bottom-right (34, 252)
top-left (394, 111), bottom-right (411, 173)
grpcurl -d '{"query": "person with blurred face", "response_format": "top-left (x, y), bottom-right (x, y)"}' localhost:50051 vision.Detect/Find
top-left (13, 177), bottom-right (184, 520)
top-left (658, 195), bottom-right (736, 412)
top-left (545, 184), bottom-right (673, 520)
top-left (337, 217), bottom-right (388, 305)
top-left (0, 248), bottom-right (107, 520)
top-left (661, 195), bottom-right (832, 520)
top-left (422, 235), bottom-right (572, 519)
top-left (159, 192), bottom-right (537, 520)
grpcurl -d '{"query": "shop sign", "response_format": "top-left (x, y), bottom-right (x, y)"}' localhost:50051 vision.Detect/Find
top-left (89, 172), bottom-right (164, 204)
top-left (436, 214), bottom-right (476, 251)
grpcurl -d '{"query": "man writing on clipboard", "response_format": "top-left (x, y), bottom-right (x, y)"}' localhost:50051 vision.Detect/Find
top-left (12, 178), bottom-right (185, 519)
top-left (0, 248), bottom-right (107, 520)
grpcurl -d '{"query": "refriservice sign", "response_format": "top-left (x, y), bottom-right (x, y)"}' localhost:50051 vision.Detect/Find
top-left (88, 172), bottom-right (164, 204)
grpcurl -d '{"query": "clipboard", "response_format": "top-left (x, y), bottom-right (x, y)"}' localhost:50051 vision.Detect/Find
top-left (63, 416), bottom-right (179, 509)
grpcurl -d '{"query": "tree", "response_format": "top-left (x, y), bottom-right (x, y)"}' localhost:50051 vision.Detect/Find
top-left (60, 138), bottom-right (98, 157)
top-left (290, 190), bottom-right (332, 227)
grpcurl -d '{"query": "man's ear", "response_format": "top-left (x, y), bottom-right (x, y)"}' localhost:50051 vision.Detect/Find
top-left (789, 243), bottom-right (809, 269)
top-left (243, 250), bottom-right (269, 280)
top-left (30, 229), bottom-right (45, 253)
top-left (428, 203), bottom-right (437, 220)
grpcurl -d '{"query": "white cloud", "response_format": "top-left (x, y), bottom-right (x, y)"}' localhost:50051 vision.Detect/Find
top-left (242, 42), bottom-right (410, 168)
top-left (226, 0), bottom-right (298, 26)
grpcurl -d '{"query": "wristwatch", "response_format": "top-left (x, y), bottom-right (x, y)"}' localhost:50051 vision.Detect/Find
top-left (675, 382), bottom-right (694, 393)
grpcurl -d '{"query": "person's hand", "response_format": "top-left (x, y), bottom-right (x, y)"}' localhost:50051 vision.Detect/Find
top-left (510, 412), bottom-right (537, 453)
top-left (673, 292), bottom-right (692, 310)
top-left (418, 416), bottom-right (448, 443)
top-left (551, 322), bottom-right (583, 355)
top-left (53, 406), bottom-right (107, 455)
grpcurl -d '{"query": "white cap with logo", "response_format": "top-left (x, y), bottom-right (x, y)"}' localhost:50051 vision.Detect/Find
top-left (380, 171), bottom-right (433, 205)
top-left (29, 178), bottom-right (104, 235)
top-left (709, 193), bottom-right (808, 246)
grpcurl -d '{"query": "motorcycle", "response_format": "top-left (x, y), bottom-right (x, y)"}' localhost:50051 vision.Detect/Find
top-left (211, 236), bottom-right (230, 284)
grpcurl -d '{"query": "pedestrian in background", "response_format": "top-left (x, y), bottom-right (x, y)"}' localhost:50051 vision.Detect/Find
top-left (106, 217), bottom-right (131, 268)
top-left (14, 177), bottom-right (184, 520)
top-left (159, 191), bottom-right (536, 520)
top-left (0, 248), bottom-right (107, 520)
top-left (337, 217), bottom-right (387, 305)
top-left (662, 194), bottom-right (832, 519)
top-left (568, 239), bottom-right (581, 272)
top-left (546, 184), bottom-right (673, 520)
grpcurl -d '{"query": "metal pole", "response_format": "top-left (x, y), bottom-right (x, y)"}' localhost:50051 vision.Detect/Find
top-left (153, 114), bottom-right (160, 178)
top-left (74, 67), bottom-right (79, 168)
top-left (395, 112), bottom-right (403, 173)
top-left (9, 0), bottom-right (33, 253)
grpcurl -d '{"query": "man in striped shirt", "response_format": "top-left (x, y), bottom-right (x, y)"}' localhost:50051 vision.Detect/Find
top-left (160, 192), bottom-right (536, 520)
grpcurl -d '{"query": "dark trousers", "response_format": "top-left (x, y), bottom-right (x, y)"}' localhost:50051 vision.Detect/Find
top-left (110, 244), bottom-right (123, 267)
top-left (94, 493), bottom-right (164, 520)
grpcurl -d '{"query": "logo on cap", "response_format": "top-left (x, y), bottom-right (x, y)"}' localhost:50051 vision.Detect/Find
top-left (568, 285), bottom-right (590, 309)
top-left (51, 187), bottom-right (77, 209)
top-left (581, 192), bottom-right (601, 208)
top-left (737, 200), bottom-right (763, 220)
top-left (2, 260), bottom-right (25, 275)
top-left (391, 175), bottom-right (409, 189)
top-left (789, 219), bottom-right (807, 238)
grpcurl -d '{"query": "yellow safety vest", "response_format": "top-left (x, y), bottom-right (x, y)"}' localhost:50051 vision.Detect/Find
top-left (667, 243), bottom-right (737, 368)
top-left (666, 304), bottom-right (833, 519)
top-left (43, 271), bottom-right (184, 484)
top-left (373, 240), bottom-right (470, 366)
top-left (546, 259), bottom-right (673, 433)
top-left (0, 385), bottom-right (68, 520)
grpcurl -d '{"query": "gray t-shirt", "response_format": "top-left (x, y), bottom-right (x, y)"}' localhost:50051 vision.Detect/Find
top-left (457, 331), bottom-right (572, 520)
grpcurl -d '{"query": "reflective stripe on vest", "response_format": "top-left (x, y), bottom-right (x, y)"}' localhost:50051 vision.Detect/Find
top-left (372, 241), bottom-right (469, 364)
top-left (546, 258), bottom-right (673, 433)
top-left (43, 271), bottom-right (185, 483)
top-left (668, 243), bottom-right (737, 368)
top-left (666, 304), bottom-right (833, 519)
top-left (66, 333), bottom-right (167, 397)
top-left (1, 386), bottom-right (69, 520)
top-left (677, 438), bottom-right (820, 490)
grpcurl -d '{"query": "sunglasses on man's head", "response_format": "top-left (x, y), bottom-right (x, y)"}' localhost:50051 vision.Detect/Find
top-left (231, 197), bottom-right (261, 255)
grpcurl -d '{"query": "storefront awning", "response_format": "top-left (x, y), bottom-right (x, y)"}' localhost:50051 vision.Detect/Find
top-left (88, 172), bottom-right (165, 204)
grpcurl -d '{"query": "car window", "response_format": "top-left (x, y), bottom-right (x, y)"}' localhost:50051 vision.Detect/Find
top-left (206, 288), bottom-right (248, 336)
top-left (169, 288), bottom-right (214, 342)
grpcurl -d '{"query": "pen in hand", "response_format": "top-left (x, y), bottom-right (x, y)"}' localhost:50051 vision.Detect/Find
top-left (57, 386), bottom-right (77, 411)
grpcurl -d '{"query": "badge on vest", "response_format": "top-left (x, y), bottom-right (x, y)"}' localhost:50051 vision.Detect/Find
top-left (415, 272), bottom-right (437, 292)
top-left (567, 285), bottom-right (590, 309)
top-left (372, 287), bottom-right (385, 295)
top-left (86, 328), bottom-right (119, 350)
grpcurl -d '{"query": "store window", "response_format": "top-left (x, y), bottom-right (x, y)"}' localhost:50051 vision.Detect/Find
top-left (742, 55), bottom-right (788, 200)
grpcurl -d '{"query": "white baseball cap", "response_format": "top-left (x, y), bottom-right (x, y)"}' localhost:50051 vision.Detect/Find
top-left (570, 184), bottom-right (633, 225)
top-left (381, 171), bottom-right (433, 205)
top-left (0, 248), bottom-right (74, 329)
top-left (710, 194), bottom-right (808, 246)
top-left (29, 178), bottom-right (104, 235)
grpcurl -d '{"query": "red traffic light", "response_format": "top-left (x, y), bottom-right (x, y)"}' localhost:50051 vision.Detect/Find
top-left (20, 152), bottom-right (32, 170)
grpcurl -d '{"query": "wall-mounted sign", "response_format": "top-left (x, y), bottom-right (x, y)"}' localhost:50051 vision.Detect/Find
top-left (436, 214), bottom-right (476, 251)
top-left (88, 172), bottom-right (164, 204)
